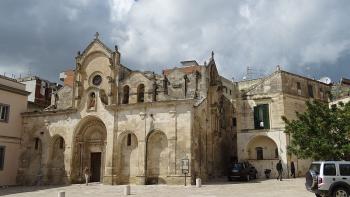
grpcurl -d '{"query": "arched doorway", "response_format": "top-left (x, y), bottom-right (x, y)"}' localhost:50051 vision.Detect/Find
top-left (48, 135), bottom-right (66, 184)
top-left (146, 131), bottom-right (168, 184)
top-left (117, 132), bottom-right (138, 184)
top-left (71, 117), bottom-right (107, 183)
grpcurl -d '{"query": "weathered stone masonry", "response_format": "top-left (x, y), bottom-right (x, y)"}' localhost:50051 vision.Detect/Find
top-left (17, 37), bottom-right (236, 185)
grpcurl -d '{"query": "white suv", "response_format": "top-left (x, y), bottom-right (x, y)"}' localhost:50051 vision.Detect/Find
top-left (305, 161), bottom-right (350, 197)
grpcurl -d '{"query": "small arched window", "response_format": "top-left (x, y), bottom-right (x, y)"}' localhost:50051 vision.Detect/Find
top-left (127, 133), bottom-right (131, 146)
top-left (163, 77), bottom-right (168, 95)
top-left (88, 92), bottom-right (96, 109)
top-left (34, 138), bottom-right (41, 150)
top-left (137, 84), bottom-right (145, 103)
top-left (59, 137), bottom-right (65, 149)
top-left (122, 85), bottom-right (130, 104)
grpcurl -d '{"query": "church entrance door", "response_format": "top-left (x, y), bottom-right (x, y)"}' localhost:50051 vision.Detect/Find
top-left (90, 152), bottom-right (101, 182)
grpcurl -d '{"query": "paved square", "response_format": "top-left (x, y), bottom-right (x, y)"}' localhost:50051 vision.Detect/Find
top-left (0, 178), bottom-right (314, 197)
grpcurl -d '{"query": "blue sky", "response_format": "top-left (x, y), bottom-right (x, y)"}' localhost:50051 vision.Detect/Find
top-left (0, 0), bottom-right (349, 83)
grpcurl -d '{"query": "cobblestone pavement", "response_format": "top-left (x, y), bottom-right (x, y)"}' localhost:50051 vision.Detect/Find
top-left (0, 178), bottom-right (314, 197)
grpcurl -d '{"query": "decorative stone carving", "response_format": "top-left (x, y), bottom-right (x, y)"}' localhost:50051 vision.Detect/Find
top-left (139, 112), bottom-right (146, 120)
top-left (88, 92), bottom-right (96, 110)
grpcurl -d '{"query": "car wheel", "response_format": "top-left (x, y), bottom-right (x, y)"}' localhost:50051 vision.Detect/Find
top-left (333, 187), bottom-right (349, 197)
top-left (246, 175), bottom-right (250, 181)
top-left (253, 173), bottom-right (257, 179)
top-left (306, 170), bottom-right (318, 189)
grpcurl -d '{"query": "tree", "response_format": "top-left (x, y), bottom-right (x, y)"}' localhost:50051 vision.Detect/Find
top-left (282, 100), bottom-right (350, 161)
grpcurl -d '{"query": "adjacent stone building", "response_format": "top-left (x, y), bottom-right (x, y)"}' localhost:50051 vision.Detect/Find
top-left (235, 67), bottom-right (331, 178)
top-left (17, 76), bottom-right (61, 111)
top-left (17, 36), bottom-right (235, 185)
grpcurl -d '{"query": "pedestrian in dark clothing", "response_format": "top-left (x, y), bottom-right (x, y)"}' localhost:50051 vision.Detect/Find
top-left (290, 161), bottom-right (296, 178)
top-left (276, 160), bottom-right (283, 181)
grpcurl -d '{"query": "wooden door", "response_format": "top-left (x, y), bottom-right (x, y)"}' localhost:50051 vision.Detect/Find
top-left (90, 152), bottom-right (101, 182)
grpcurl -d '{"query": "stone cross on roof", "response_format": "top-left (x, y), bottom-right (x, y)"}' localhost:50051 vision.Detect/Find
top-left (94, 32), bottom-right (100, 39)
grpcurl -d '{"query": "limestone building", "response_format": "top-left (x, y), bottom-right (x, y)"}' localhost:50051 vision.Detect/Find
top-left (17, 36), bottom-right (236, 185)
top-left (235, 68), bottom-right (331, 178)
top-left (0, 75), bottom-right (29, 186)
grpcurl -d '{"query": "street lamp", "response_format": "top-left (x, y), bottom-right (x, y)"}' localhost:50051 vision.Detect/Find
top-left (181, 156), bottom-right (189, 186)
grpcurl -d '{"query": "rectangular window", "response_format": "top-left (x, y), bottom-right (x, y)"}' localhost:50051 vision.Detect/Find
top-left (232, 118), bottom-right (237, 127)
top-left (320, 88), bottom-right (324, 99)
top-left (323, 164), bottom-right (336, 176)
top-left (309, 163), bottom-right (321, 175)
top-left (275, 148), bottom-right (278, 158)
top-left (0, 104), bottom-right (10, 122)
top-left (0, 146), bottom-right (5, 170)
top-left (308, 85), bottom-right (314, 98)
top-left (297, 82), bottom-right (301, 96)
top-left (339, 164), bottom-right (350, 176)
top-left (254, 104), bottom-right (270, 129)
top-left (256, 147), bottom-right (263, 160)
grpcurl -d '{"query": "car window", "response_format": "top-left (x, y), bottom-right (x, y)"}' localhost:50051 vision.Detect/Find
top-left (233, 163), bottom-right (243, 170)
top-left (339, 164), bottom-right (350, 176)
top-left (323, 164), bottom-right (336, 176)
top-left (309, 163), bottom-right (321, 175)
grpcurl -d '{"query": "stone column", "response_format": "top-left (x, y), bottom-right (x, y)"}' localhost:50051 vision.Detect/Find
top-left (168, 110), bottom-right (177, 175)
top-left (103, 125), bottom-right (114, 184)
top-left (168, 138), bottom-right (177, 176)
top-left (136, 140), bottom-right (146, 185)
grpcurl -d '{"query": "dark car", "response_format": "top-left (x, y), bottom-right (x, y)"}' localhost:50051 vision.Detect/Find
top-left (228, 162), bottom-right (258, 181)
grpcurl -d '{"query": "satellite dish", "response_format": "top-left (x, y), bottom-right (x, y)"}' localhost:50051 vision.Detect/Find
top-left (319, 77), bottom-right (332, 84)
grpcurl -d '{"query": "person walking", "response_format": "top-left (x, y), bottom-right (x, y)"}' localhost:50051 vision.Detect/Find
top-left (83, 166), bottom-right (90, 185)
top-left (276, 160), bottom-right (283, 181)
top-left (290, 161), bottom-right (296, 178)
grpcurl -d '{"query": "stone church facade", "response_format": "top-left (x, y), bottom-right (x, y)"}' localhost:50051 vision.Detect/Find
top-left (16, 36), bottom-right (235, 185)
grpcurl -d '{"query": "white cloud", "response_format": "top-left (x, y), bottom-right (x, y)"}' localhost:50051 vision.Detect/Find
top-left (109, 0), bottom-right (135, 22)
top-left (107, 0), bottom-right (350, 79)
top-left (0, 0), bottom-right (349, 81)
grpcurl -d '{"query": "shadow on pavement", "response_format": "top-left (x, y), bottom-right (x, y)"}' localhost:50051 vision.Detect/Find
top-left (0, 185), bottom-right (68, 196)
top-left (206, 178), bottom-right (301, 185)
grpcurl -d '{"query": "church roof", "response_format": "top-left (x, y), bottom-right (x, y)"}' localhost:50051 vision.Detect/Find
top-left (79, 33), bottom-right (113, 57)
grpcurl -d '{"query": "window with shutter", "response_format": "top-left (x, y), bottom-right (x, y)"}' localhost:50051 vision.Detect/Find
top-left (297, 82), bottom-right (301, 95)
top-left (0, 104), bottom-right (9, 122)
top-left (262, 104), bottom-right (270, 129)
top-left (253, 106), bottom-right (260, 129)
top-left (254, 104), bottom-right (270, 129)
top-left (308, 85), bottom-right (314, 98)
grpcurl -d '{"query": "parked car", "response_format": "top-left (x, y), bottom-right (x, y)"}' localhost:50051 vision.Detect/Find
top-left (228, 162), bottom-right (258, 181)
top-left (305, 161), bottom-right (350, 197)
